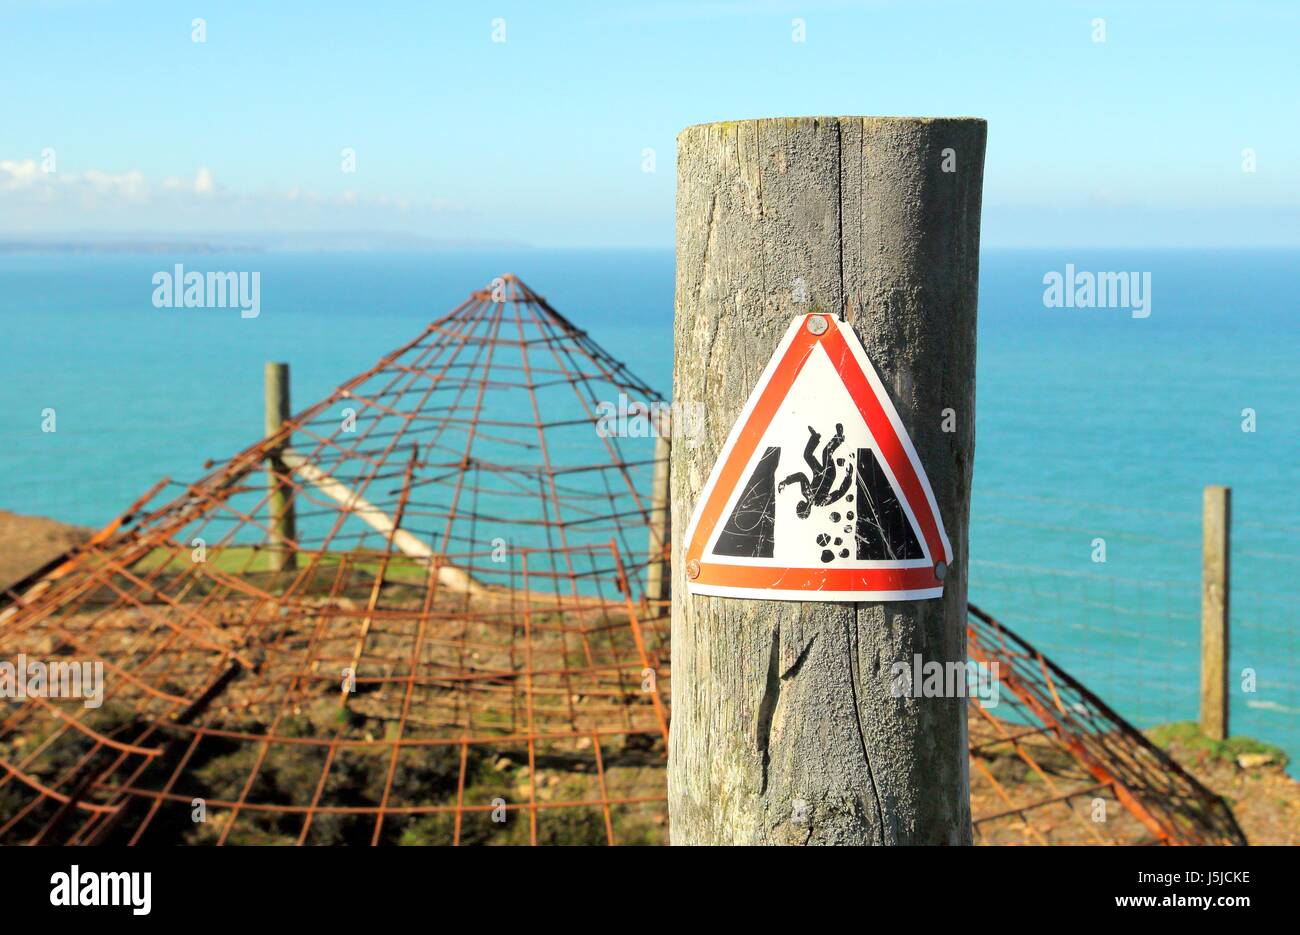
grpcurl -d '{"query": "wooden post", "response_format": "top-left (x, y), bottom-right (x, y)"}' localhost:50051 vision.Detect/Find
top-left (265, 361), bottom-right (297, 572)
top-left (1200, 485), bottom-right (1230, 740)
top-left (670, 116), bottom-right (985, 844)
top-left (645, 431), bottom-right (671, 606)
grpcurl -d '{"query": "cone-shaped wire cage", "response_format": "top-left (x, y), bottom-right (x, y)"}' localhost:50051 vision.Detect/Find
top-left (0, 275), bottom-right (671, 845)
top-left (0, 275), bottom-right (1245, 847)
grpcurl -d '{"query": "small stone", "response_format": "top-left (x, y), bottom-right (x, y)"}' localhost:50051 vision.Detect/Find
top-left (1236, 752), bottom-right (1275, 769)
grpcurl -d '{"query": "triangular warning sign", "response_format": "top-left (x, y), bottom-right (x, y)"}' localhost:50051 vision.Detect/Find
top-left (683, 313), bottom-right (952, 602)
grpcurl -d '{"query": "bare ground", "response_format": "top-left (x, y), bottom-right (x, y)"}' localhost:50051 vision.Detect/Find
top-left (0, 510), bottom-right (1294, 844)
top-left (0, 509), bottom-right (91, 593)
top-left (1145, 722), bottom-right (1299, 846)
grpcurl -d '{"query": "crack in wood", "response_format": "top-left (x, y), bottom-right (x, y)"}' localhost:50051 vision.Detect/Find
top-left (754, 625), bottom-right (781, 796)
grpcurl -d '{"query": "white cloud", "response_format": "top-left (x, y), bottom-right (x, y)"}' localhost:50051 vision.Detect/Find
top-left (162, 167), bottom-right (218, 197)
top-left (2, 159), bottom-right (151, 204)
top-left (0, 160), bottom-right (462, 231)
top-left (0, 159), bottom-right (43, 191)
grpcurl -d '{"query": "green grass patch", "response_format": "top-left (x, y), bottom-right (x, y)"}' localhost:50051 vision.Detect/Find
top-left (131, 546), bottom-right (430, 585)
top-left (1147, 721), bottom-right (1289, 767)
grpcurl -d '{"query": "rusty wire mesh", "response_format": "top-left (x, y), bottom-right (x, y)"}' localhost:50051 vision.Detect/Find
top-left (0, 275), bottom-right (670, 845)
top-left (0, 275), bottom-right (1243, 846)
top-left (967, 604), bottom-right (1245, 845)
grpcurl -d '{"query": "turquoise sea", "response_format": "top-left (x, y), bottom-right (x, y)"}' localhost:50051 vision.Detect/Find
top-left (1, 248), bottom-right (1297, 770)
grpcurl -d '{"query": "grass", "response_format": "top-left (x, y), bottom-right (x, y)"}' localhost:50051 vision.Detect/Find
top-left (130, 545), bottom-right (431, 585)
top-left (1147, 721), bottom-right (1290, 768)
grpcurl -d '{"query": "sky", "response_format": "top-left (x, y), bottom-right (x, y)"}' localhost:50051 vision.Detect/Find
top-left (1, 0), bottom-right (1296, 248)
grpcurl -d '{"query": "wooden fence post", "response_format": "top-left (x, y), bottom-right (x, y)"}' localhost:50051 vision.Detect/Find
top-left (265, 361), bottom-right (297, 572)
top-left (1200, 485), bottom-right (1230, 740)
top-left (670, 116), bottom-right (986, 844)
top-left (645, 431), bottom-right (672, 606)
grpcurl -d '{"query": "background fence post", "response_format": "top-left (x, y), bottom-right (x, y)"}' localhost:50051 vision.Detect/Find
top-left (669, 116), bottom-right (986, 844)
top-left (645, 431), bottom-right (671, 606)
top-left (1200, 485), bottom-right (1230, 740)
top-left (265, 361), bottom-right (297, 572)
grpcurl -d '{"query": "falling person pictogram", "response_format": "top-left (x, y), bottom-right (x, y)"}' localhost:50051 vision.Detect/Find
top-left (684, 312), bottom-right (952, 601)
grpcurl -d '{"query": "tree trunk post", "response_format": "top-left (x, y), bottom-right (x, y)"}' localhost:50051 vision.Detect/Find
top-left (645, 431), bottom-right (672, 607)
top-left (265, 361), bottom-right (297, 572)
top-left (1200, 485), bottom-right (1230, 741)
top-left (670, 116), bottom-right (985, 845)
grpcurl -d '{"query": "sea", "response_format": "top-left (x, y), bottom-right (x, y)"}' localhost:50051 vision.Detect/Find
top-left (1, 247), bottom-right (1296, 772)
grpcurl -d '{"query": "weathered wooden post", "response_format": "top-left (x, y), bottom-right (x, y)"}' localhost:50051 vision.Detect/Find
top-left (670, 116), bottom-right (985, 844)
top-left (1200, 485), bottom-right (1230, 740)
top-left (265, 361), bottom-right (297, 572)
top-left (645, 432), bottom-right (672, 606)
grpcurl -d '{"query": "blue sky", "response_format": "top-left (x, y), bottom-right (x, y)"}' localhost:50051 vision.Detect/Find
top-left (2, 0), bottom-right (1296, 247)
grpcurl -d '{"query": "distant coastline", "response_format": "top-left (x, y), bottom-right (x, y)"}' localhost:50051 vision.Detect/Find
top-left (0, 240), bottom-right (266, 255)
top-left (0, 230), bottom-right (531, 254)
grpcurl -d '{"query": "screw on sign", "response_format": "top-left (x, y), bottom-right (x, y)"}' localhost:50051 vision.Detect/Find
top-left (682, 313), bottom-right (952, 602)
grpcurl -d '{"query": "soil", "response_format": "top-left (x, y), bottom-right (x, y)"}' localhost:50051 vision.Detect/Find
top-left (1146, 722), bottom-right (1299, 846)
top-left (0, 510), bottom-right (1295, 845)
top-left (0, 509), bottom-right (91, 593)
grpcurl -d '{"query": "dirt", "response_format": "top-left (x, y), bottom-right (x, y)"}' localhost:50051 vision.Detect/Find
top-left (0, 509), bottom-right (91, 593)
top-left (0, 510), bottom-right (1294, 845)
top-left (1146, 722), bottom-right (1300, 846)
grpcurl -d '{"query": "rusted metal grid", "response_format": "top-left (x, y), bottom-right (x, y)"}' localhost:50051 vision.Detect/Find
top-left (967, 604), bottom-right (1245, 845)
top-left (0, 273), bottom-right (1245, 846)
top-left (0, 275), bottom-right (670, 845)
